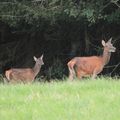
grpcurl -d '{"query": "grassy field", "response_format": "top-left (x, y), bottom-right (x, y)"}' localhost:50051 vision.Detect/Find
top-left (0, 77), bottom-right (120, 120)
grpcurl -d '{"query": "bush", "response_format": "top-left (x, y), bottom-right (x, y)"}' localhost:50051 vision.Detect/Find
top-left (0, 74), bottom-right (5, 83)
top-left (46, 58), bottom-right (65, 80)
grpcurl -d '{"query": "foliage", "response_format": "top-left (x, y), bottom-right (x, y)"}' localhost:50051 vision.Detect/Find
top-left (46, 58), bottom-right (65, 79)
top-left (0, 74), bottom-right (4, 83)
top-left (0, 0), bottom-right (120, 78)
top-left (0, 0), bottom-right (120, 29)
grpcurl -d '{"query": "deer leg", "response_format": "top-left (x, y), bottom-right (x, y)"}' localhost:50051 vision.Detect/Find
top-left (68, 67), bottom-right (74, 80)
top-left (92, 70), bottom-right (98, 80)
top-left (76, 70), bottom-right (82, 79)
top-left (92, 68), bottom-right (103, 80)
top-left (92, 74), bottom-right (97, 79)
top-left (68, 65), bottom-right (76, 80)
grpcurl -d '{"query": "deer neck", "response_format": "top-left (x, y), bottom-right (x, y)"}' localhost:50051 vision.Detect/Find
top-left (102, 48), bottom-right (111, 66)
top-left (33, 63), bottom-right (41, 77)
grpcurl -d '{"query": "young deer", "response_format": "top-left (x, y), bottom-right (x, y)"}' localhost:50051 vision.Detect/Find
top-left (67, 38), bottom-right (116, 80)
top-left (5, 55), bottom-right (44, 83)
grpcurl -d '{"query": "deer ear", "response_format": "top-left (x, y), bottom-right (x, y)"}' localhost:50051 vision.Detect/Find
top-left (102, 40), bottom-right (106, 46)
top-left (33, 56), bottom-right (37, 61)
top-left (40, 54), bottom-right (43, 60)
top-left (108, 37), bottom-right (112, 43)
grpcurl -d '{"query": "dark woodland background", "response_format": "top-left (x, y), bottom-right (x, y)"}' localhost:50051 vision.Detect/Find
top-left (0, 0), bottom-right (120, 80)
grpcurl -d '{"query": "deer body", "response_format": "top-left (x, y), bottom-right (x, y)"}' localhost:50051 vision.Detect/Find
top-left (5, 55), bottom-right (44, 83)
top-left (67, 38), bottom-right (116, 80)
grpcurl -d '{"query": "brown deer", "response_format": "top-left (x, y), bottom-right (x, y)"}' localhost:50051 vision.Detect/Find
top-left (5, 55), bottom-right (44, 83)
top-left (67, 38), bottom-right (116, 80)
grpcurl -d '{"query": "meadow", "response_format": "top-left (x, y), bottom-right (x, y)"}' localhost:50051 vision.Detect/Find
top-left (0, 77), bottom-right (120, 120)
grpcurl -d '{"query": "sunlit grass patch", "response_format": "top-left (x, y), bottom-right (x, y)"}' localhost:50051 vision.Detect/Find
top-left (0, 77), bottom-right (120, 120)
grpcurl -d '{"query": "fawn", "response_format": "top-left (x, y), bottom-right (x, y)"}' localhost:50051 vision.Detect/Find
top-left (5, 55), bottom-right (44, 83)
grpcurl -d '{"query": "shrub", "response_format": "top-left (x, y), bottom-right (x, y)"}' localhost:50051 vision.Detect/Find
top-left (46, 58), bottom-right (65, 80)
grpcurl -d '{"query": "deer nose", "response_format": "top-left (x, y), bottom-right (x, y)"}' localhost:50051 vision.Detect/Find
top-left (112, 47), bottom-right (116, 52)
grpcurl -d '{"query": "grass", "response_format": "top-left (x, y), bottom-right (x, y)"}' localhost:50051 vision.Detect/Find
top-left (0, 77), bottom-right (120, 120)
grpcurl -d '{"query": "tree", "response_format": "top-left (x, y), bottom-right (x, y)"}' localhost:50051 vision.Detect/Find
top-left (0, 0), bottom-right (120, 78)
top-left (0, 0), bottom-right (119, 29)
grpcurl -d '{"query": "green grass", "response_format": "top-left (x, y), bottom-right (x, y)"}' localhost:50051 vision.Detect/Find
top-left (0, 77), bottom-right (120, 120)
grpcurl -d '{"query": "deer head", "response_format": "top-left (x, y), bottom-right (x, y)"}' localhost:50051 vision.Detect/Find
top-left (33, 54), bottom-right (44, 65)
top-left (102, 38), bottom-right (116, 53)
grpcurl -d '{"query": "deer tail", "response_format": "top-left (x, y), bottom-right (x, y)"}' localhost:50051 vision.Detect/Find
top-left (5, 70), bottom-right (12, 81)
top-left (67, 60), bottom-right (76, 80)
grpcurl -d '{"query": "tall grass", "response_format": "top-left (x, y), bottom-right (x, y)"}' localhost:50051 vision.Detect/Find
top-left (0, 77), bottom-right (120, 120)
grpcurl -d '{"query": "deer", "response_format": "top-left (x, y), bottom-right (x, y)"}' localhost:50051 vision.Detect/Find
top-left (5, 55), bottom-right (44, 83)
top-left (67, 38), bottom-right (116, 80)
